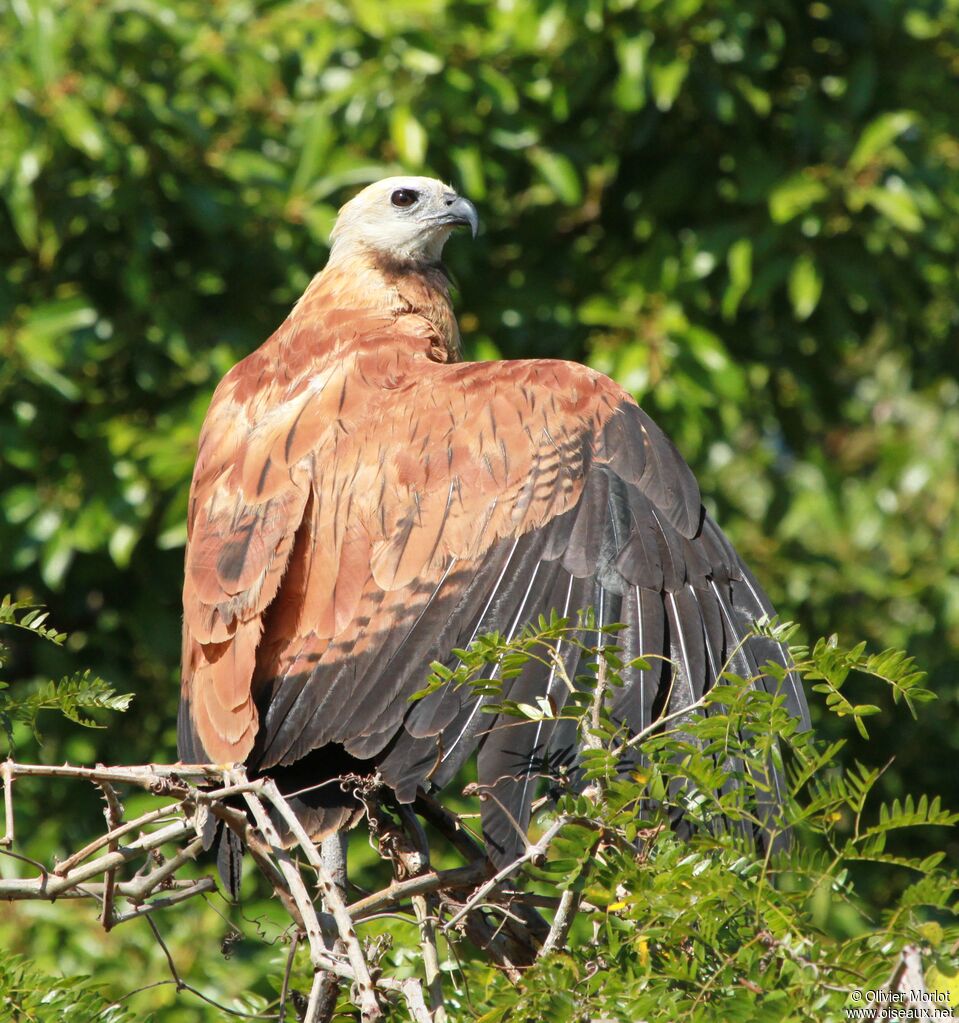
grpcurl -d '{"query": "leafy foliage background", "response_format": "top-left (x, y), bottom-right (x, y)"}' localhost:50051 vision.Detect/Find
top-left (1, 0), bottom-right (957, 1018)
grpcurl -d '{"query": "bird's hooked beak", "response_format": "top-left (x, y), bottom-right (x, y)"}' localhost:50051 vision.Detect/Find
top-left (443, 195), bottom-right (479, 238)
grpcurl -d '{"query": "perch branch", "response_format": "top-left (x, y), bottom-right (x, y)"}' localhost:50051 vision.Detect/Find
top-left (1, 760), bottom-right (13, 847)
top-left (253, 777), bottom-right (382, 1022)
top-left (229, 786), bottom-right (347, 974)
top-left (445, 815), bottom-right (569, 931)
top-left (97, 778), bottom-right (123, 929)
top-left (398, 805), bottom-right (446, 1023)
top-left (0, 760), bottom-right (580, 1019)
top-left (348, 862), bottom-right (487, 920)
top-left (540, 887), bottom-right (579, 957)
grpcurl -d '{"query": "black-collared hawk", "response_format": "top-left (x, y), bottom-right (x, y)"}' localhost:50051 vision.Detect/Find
top-left (178, 176), bottom-right (809, 867)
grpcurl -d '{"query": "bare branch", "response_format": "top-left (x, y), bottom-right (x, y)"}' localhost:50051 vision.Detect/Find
top-left (278, 930), bottom-right (299, 1022)
top-left (398, 806), bottom-right (446, 1023)
top-left (1, 760), bottom-right (13, 847)
top-left (111, 879), bottom-right (217, 923)
top-left (348, 862), bottom-right (487, 920)
top-left (380, 977), bottom-right (434, 1023)
top-left (144, 915), bottom-right (275, 1020)
top-left (0, 759), bottom-right (581, 1019)
top-left (539, 888), bottom-right (579, 958)
top-left (97, 778), bottom-right (124, 929)
top-left (57, 800), bottom-right (188, 874)
top-left (125, 836), bottom-right (206, 901)
top-left (415, 790), bottom-right (487, 862)
top-left (45, 817), bottom-right (196, 898)
top-left (0, 877), bottom-right (212, 901)
top-left (254, 777), bottom-right (382, 1022)
top-left (445, 815), bottom-right (570, 931)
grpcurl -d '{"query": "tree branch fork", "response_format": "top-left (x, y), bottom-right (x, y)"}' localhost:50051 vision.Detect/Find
top-left (0, 759), bottom-right (564, 1022)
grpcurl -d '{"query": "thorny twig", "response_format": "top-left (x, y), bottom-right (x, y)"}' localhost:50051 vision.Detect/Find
top-left (398, 805), bottom-right (447, 1023)
top-left (0, 758), bottom-right (572, 1021)
top-left (277, 930), bottom-right (299, 1022)
top-left (56, 800), bottom-right (189, 874)
top-left (539, 887), bottom-right (579, 958)
top-left (253, 777), bottom-right (382, 1022)
top-left (348, 861), bottom-right (487, 919)
top-left (97, 778), bottom-right (123, 930)
top-left (1, 760), bottom-right (13, 847)
top-left (444, 815), bottom-right (571, 931)
top-left (144, 915), bottom-right (276, 1020)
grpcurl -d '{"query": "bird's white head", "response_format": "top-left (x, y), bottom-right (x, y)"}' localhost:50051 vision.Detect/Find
top-left (328, 176), bottom-right (479, 267)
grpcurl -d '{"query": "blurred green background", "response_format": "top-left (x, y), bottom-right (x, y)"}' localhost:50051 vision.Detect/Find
top-left (1, 0), bottom-right (958, 1017)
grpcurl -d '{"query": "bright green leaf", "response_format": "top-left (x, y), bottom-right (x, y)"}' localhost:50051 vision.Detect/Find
top-left (390, 106), bottom-right (428, 168)
top-left (769, 173), bottom-right (829, 223)
top-left (849, 111), bottom-right (916, 172)
top-left (788, 254), bottom-right (823, 320)
top-left (528, 148), bottom-right (582, 205)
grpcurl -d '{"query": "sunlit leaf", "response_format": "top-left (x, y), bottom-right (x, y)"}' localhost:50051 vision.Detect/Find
top-left (849, 111), bottom-right (916, 172)
top-left (769, 172), bottom-right (830, 223)
top-left (528, 148), bottom-right (582, 204)
top-left (788, 254), bottom-right (823, 320)
top-left (390, 106), bottom-right (428, 168)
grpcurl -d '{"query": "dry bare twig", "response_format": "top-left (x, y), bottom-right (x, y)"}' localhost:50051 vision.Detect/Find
top-left (0, 757), bottom-right (566, 1021)
top-left (444, 815), bottom-right (570, 932)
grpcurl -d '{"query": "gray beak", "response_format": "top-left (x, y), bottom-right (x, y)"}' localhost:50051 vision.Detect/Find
top-left (444, 195), bottom-right (479, 238)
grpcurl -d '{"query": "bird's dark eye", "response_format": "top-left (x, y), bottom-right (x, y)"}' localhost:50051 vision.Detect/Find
top-left (390, 188), bottom-right (419, 209)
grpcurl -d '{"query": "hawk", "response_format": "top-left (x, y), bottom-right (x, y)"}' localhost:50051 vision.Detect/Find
top-left (178, 177), bottom-right (809, 867)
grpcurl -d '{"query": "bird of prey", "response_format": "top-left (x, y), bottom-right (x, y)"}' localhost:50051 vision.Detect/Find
top-left (178, 176), bottom-right (809, 868)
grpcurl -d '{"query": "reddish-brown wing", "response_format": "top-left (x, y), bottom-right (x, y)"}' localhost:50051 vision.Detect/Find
top-left (180, 345), bottom-right (807, 865)
top-left (177, 302), bottom-right (418, 763)
top-left (179, 347), bottom-right (649, 762)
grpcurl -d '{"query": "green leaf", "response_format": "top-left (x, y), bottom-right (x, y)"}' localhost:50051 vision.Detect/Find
top-left (399, 47), bottom-right (444, 76)
top-left (849, 111), bottom-right (916, 171)
top-left (291, 105), bottom-right (335, 197)
top-left (769, 173), bottom-right (829, 223)
top-left (5, 150), bottom-right (42, 251)
top-left (613, 32), bottom-right (652, 111)
top-left (788, 254), bottom-right (823, 320)
top-left (528, 148), bottom-right (582, 204)
top-left (0, 596), bottom-right (67, 645)
top-left (52, 97), bottom-right (106, 160)
top-left (390, 106), bottom-right (428, 168)
top-left (451, 145), bottom-right (487, 199)
top-left (865, 185), bottom-right (923, 231)
top-left (649, 58), bottom-right (689, 112)
top-left (722, 238), bottom-right (752, 320)
top-left (108, 523), bottom-right (139, 567)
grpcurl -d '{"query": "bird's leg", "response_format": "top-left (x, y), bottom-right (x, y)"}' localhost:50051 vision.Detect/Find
top-left (320, 831), bottom-right (349, 895)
